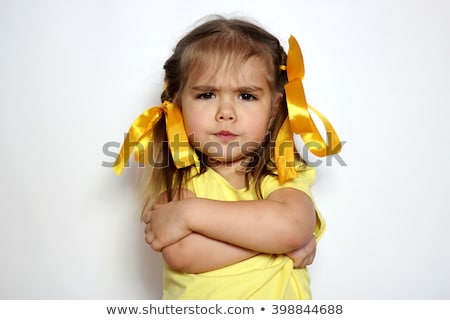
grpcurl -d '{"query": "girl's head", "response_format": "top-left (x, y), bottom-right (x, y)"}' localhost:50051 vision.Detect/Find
top-left (162, 16), bottom-right (291, 171)
top-left (142, 16), bottom-right (297, 210)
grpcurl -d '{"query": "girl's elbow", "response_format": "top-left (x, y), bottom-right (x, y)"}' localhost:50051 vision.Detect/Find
top-left (283, 231), bottom-right (312, 251)
top-left (162, 243), bottom-right (190, 271)
top-left (284, 213), bottom-right (316, 250)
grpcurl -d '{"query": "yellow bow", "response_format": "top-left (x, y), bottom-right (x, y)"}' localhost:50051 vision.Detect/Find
top-left (275, 35), bottom-right (342, 183)
top-left (113, 101), bottom-right (200, 175)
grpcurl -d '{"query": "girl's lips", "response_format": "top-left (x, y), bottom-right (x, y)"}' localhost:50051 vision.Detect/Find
top-left (215, 130), bottom-right (237, 142)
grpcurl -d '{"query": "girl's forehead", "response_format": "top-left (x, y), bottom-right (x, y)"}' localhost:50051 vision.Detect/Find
top-left (184, 54), bottom-right (273, 87)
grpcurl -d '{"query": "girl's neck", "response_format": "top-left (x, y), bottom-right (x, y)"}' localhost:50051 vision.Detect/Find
top-left (206, 159), bottom-right (247, 190)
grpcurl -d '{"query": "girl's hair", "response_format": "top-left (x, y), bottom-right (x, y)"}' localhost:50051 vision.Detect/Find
top-left (141, 16), bottom-right (303, 214)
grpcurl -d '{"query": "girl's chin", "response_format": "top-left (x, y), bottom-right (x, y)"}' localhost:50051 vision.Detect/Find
top-left (204, 155), bottom-right (246, 167)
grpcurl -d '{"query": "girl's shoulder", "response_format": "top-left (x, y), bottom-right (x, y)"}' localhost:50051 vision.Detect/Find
top-left (261, 164), bottom-right (316, 199)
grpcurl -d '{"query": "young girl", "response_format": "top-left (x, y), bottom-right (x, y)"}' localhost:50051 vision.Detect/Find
top-left (114, 16), bottom-right (341, 299)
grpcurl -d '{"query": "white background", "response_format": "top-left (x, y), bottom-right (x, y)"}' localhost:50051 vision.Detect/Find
top-left (1, 0), bottom-right (449, 299)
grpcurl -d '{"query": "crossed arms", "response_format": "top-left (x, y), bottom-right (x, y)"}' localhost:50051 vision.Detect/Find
top-left (143, 187), bottom-right (317, 274)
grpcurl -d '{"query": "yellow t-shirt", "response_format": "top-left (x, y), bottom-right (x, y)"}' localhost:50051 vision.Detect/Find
top-left (162, 165), bottom-right (325, 300)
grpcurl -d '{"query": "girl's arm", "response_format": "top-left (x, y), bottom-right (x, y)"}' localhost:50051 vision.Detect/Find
top-left (161, 232), bottom-right (316, 273)
top-left (148, 189), bottom-right (258, 274)
top-left (144, 187), bottom-right (316, 254)
top-left (161, 233), bottom-right (258, 273)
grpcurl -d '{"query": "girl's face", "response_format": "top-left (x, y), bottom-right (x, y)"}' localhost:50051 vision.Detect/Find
top-left (180, 56), bottom-right (279, 167)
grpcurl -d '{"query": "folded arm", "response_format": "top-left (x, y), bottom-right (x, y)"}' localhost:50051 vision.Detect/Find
top-left (162, 231), bottom-right (316, 273)
top-left (190, 187), bottom-right (316, 253)
top-left (162, 233), bottom-right (258, 273)
top-left (147, 189), bottom-right (257, 273)
top-left (144, 187), bottom-right (316, 256)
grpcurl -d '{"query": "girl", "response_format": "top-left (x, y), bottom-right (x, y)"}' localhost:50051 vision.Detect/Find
top-left (114, 16), bottom-right (341, 299)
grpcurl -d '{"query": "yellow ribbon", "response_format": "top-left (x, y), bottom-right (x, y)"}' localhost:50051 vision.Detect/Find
top-left (113, 101), bottom-right (199, 175)
top-left (275, 35), bottom-right (342, 183)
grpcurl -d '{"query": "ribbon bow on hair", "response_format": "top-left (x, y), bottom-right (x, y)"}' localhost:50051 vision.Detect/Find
top-left (113, 101), bottom-right (199, 175)
top-left (114, 36), bottom-right (341, 182)
top-left (275, 36), bottom-right (342, 183)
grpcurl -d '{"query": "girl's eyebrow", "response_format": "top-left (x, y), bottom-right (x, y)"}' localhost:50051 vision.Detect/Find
top-left (237, 86), bottom-right (264, 93)
top-left (191, 85), bottom-right (216, 92)
top-left (191, 85), bottom-right (264, 92)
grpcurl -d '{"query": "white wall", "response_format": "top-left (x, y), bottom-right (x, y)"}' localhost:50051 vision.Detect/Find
top-left (1, 0), bottom-right (449, 299)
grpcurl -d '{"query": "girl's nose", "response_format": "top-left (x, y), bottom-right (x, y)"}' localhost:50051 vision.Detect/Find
top-left (215, 101), bottom-right (236, 122)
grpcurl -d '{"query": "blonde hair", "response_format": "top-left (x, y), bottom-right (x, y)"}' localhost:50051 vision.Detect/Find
top-left (141, 16), bottom-right (303, 215)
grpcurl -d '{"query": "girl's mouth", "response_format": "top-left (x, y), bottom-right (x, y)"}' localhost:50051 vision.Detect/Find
top-left (215, 130), bottom-right (237, 142)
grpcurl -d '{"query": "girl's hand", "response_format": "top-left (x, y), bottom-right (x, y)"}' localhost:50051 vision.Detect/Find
top-left (143, 190), bottom-right (196, 252)
top-left (285, 236), bottom-right (317, 268)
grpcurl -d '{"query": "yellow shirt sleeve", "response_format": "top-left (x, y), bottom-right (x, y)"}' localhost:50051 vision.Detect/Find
top-left (261, 165), bottom-right (326, 241)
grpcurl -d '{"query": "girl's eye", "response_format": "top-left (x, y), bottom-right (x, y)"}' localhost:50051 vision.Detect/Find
top-left (239, 93), bottom-right (256, 101)
top-left (197, 92), bottom-right (215, 99)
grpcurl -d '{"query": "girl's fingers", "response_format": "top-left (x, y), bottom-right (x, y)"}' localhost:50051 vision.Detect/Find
top-left (145, 230), bottom-right (155, 246)
top-left (150, 240), bottom-right (162, 252)
top-left (142, 211), bottom-right (151, 224)
top-left (152, 202), bottom-right (161, 210)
